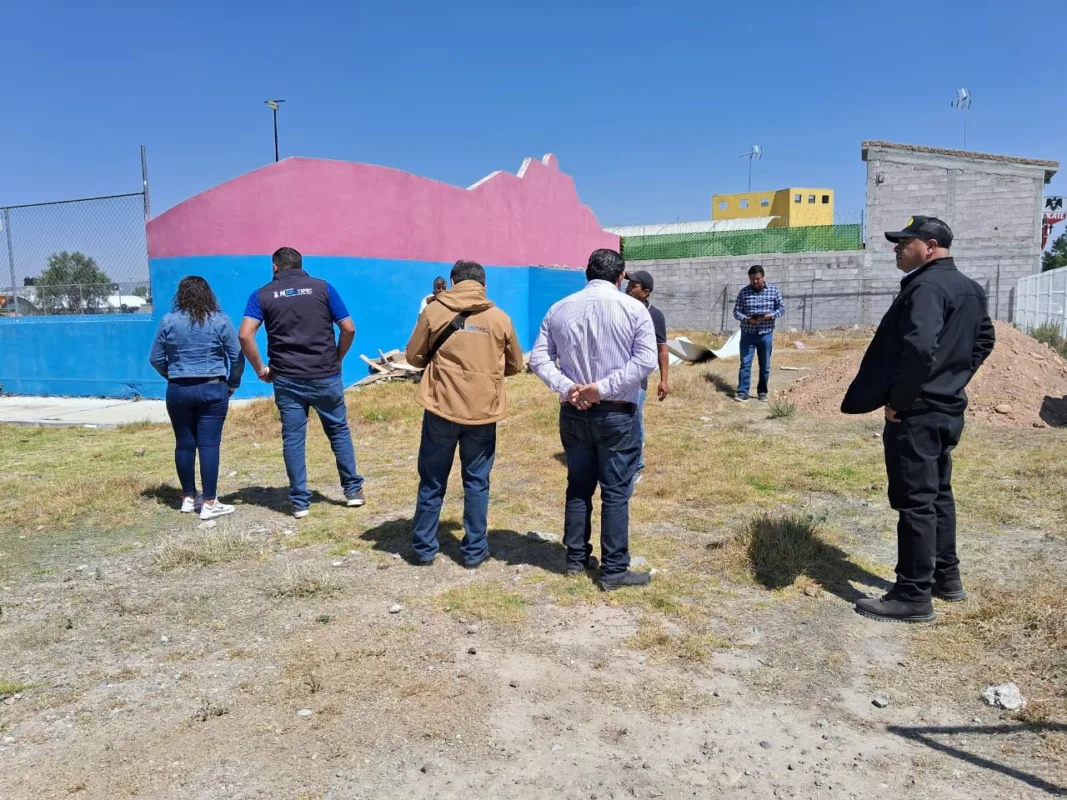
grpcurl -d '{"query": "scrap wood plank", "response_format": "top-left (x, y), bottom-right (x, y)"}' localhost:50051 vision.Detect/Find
top-left (360, 354), bottom-right (390, 374)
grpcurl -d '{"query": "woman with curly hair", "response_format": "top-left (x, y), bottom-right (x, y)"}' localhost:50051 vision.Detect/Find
top-left (150, 276), bottom-right (244, 520)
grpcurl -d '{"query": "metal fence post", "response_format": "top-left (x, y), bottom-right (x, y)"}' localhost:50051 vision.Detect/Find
top-left (3, 207), bottom-right (17, 316)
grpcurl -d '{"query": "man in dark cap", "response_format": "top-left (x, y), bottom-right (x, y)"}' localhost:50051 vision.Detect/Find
top-left (842, 216), bottom-right (995, 624)
top-left (625, 270), bottom-right (669, 483)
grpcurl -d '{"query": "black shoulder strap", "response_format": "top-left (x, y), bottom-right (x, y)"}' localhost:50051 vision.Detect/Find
top-left (425, 312), bottom-right (471, 362)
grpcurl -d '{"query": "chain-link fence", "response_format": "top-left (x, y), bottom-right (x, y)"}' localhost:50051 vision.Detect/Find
top-left (620, 223), bottom-right (863, 261)
top-left (665, 274), bottom-right (1001, 333)
top-left (0, 193), bottom-right (149, 317)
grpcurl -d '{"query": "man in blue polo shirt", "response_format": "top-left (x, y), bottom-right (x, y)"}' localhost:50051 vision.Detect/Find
top-left (238, 247), bottom-right (365, 518)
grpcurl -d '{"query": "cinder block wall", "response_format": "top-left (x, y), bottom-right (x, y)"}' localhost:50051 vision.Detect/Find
top-left (625, 143), bottom-right (1058, 333)
top-left (863, 142), bottom-right (1057, 321)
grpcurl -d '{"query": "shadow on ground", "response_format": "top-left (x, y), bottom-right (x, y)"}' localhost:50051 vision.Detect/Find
top-left (360, 517), bottom-right (567, 574)
top-left (709, 513), bottom-right (893, 603)
top-left (1041, 395), bottom-right (1067, 428)
top-left (888, 723), bottom-right (1067, 796)
top-left (142, 483), bottom-right (349, 514)
top-left (704, 372), bottom-right (736, 396)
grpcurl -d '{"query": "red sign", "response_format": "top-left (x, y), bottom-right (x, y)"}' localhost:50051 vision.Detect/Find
top-left (1043, 196), bottom-right (1065, 248)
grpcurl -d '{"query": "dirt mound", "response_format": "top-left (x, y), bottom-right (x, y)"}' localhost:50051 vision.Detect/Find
top-left (782, 322), bottom-right (1067, 427)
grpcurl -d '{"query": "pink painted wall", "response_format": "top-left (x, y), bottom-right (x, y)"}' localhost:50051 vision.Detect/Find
top-left (147, 154), bottom-right (618, 269)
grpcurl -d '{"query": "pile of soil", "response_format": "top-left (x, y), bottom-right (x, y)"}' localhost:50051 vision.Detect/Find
top-left (782, 321), bottom-right (1067, 427)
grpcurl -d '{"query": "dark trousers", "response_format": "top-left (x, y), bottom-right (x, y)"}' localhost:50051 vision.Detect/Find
top-left (166, 378), bottom-right (230, 500)
top-left (411, 411), bottom-right (497, 565)
top-left (559, 404), bottom-right (640, 578)
top-left (883, 410), bottom-right (965, 601)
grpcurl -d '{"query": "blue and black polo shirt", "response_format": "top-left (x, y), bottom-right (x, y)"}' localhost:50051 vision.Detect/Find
top-left (243, 268), bottom-right (351, 380)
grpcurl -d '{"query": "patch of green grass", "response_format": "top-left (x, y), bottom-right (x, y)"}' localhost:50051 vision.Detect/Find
top-left (1029, 322), bottom-right (1067, 359)
top-left (436, 582), bottom-right (529, 624)
top-left (0, 680), bottom-right (33, 696)
top-left (768, 397), bottom-right (798, 420)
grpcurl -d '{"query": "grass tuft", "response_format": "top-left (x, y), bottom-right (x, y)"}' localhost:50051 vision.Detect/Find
top-left (1028, 322), bottom-right (1067, 359)
top-left (708, 513), bottom-right (885, 594)
top-left (153, 529), bottom-right (259, 571)
top-left (268, 565), bottom-right (341, 598)
top-left (768, 397), bottom-right (798, 420)
top-left (0, 680), bottom-right (32, 697)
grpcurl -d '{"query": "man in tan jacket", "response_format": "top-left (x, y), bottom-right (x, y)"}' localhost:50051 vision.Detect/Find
top-left (405, 260), bottom-right (525, 567)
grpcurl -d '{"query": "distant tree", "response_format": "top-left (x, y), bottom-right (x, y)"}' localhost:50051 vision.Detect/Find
top-left (34, 251), bottom-right (112, 314)
top-left (1043, 231), bottom-right (1067, 272)
top-left (23, 277), bottom-right (36, 287)
top-left (132, 285), bottom-right (150, 299)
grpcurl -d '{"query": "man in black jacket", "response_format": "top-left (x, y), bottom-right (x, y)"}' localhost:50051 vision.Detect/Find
top-left (842, 216), bottom-right (995, 623)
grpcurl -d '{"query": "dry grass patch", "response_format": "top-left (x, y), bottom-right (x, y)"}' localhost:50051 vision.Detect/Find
top-left (268, 564), bottom-right (341, 598)
top-left (588, 675), bottom-right (714, 715)
top-left (627, 616), bottom-right (729, 663)
top-left (153, 529), bottom-right (260, 571)
top-left (914, 570), bottom-right (1067, 750)
top-left (709, 513), bottom-right (888, 595)
top-left (436, 582), bottom-right (529, 624)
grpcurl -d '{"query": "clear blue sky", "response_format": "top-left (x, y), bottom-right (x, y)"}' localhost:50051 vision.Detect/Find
top-left (2, 0), bottom-right (1065, 229)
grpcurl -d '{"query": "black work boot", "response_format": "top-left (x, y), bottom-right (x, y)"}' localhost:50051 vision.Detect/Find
top-left (933, 578), bottom-right (968, 602)
top-left (599, 570), bottom-right (652, 592)
top-left (855, 592), bottom-right (935, 624)
top-left (566, 556), bottom-right (599, 578)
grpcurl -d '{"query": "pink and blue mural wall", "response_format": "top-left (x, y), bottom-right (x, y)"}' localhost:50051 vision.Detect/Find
top-left (0, 155), bottom-right (616, 398)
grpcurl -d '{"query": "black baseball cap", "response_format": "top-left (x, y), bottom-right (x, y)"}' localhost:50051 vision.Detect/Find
top-left (624, 270), bottom-right (654, 291)
top-left (884, 216), bottom-right (953, 248)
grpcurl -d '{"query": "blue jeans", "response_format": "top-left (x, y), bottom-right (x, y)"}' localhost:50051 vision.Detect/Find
top-left (738, 331), bottom-right (774, 398)
top-left (166, 379), bottom-right (229, 501)
top-left (273, 374), bottom-right (363, 510)
top-left (636, 387), bottom-right (647, 472)
top-left (411, 411), bottom-right (497, 565)
top-left (559, 404), bottom-right (640, 578)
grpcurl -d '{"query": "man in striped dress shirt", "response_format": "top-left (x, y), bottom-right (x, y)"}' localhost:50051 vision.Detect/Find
top-left (530, 249), bottom-right (658, 591)
top-left (733, 265), bottom-right (785, 402)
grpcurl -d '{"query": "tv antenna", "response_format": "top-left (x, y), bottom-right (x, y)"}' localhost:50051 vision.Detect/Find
top-left (950, 89), bottom-right (971, 149)
top-left (737, 145), bottom-right (762, 192)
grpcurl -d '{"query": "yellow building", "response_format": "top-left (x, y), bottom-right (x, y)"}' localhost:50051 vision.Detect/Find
top-left (712, 188), bottom-right (834, 227)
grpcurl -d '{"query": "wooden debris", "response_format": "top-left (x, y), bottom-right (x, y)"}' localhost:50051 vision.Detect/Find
top-left (351, 351), bottom-right (424, 389)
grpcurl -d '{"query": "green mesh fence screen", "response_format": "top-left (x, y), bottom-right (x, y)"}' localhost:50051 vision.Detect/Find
top-left (620, 224), bottom-right (863, 261)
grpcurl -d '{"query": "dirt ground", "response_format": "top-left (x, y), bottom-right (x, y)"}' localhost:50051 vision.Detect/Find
top-left (1, 329), bottom-right (1065, 800)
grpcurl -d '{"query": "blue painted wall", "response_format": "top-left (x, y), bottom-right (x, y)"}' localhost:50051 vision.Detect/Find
top-left (0, 257), bottom-right (587, 400)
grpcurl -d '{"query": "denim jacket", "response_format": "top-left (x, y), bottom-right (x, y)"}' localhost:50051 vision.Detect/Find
top-left (149, 311), bottom-right (245, 390)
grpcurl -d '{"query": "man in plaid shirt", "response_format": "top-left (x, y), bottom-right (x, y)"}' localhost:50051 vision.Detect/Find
top-left (732, 265), bottom-right (784, 402)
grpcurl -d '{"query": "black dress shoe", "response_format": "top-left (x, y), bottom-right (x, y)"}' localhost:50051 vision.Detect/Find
top-left (599, 570), bottom-right (652, 592)
top-left (566, 556), bottom-right (599, 577)
top-left (933, 579), bottom-right (968, 602)
top-left (855, 593), bottom-right (935, 624)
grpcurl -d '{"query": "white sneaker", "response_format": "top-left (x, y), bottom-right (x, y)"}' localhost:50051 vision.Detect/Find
top-left (294, 509), bottom-right (310, 519)
top-left (181, 494), bottom-right (203, 513)
top-left (199, 501), bottom-right (235, 520)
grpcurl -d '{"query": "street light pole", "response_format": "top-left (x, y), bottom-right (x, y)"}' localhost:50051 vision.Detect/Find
top-left (265, 100), bottom-right (285, 162)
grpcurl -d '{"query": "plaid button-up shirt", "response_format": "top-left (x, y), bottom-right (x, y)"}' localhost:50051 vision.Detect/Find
top-left (733, 283), bottom-right (784, 334)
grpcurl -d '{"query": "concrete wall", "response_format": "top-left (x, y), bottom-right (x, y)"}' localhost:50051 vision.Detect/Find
top-left (863, 142), bottom-right (1058, 321)
top-left (624, 250), bottom-right (903, 333)
top-left (0, 259), bottom-right (586, 399)
top-left (147, 154), bottom-right (617, 270)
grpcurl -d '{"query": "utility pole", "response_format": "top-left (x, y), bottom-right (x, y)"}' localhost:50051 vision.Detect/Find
top-left (265, 100), bottom-right (285, 161)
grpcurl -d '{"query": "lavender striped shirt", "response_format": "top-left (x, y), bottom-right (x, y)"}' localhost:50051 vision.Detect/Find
top-left (530, 280), bottom-right (658, 405)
